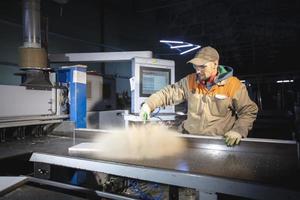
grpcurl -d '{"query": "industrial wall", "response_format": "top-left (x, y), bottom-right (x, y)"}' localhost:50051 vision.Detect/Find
top-left (0, 0), bottom-right (102, 85)
top-left (0, 0), bottom-right (161, 95)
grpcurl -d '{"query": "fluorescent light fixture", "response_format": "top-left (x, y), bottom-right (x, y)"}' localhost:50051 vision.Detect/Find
top-left (170, 43), bottom-right (193, 49)
top-left (180, 45), bottom-right (201, 55)
top-left (276, 79), bottom-right (294, 83)
top-left (160, 40), bottom-right (201, 55)
top-left (160, 40), bottom-right (184, 44)
top-left (240, 80), bottom-right (245, 83)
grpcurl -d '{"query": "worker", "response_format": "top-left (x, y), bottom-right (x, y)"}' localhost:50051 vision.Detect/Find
top-left (140, 46), bottom-right (258, 146)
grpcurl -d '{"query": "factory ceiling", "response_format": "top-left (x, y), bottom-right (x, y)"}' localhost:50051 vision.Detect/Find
top-left (133, 0), bottom-right (300, 75)
top-left (1, 0), bottom-right (300, 76)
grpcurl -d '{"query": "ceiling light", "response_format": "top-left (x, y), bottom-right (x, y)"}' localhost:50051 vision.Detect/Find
top-left (180, 45), bottom-right (201, 55)
top-left (160, 40), bottom-right (184, 44)
top-left (276, 79), bottom-right (294, 83)
top-left (170, 43), bottom-right (193, 49)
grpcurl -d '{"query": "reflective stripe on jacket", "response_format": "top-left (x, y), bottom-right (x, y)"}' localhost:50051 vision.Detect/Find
top-left (146, 68), bottom-right (258, 137)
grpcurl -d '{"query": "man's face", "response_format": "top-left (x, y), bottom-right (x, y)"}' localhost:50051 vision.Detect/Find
top-left (194, 61), bottom-right (217, 81)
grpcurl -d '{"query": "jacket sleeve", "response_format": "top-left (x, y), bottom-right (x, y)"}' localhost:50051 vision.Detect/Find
top-left (146, 77), bottom-right (188, 111)
top-left (231, 84), bottom-right (258, 137)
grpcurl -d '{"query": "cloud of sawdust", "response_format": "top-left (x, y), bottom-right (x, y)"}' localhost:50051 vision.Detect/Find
top-left (91, 124), bottom-right (187, 160)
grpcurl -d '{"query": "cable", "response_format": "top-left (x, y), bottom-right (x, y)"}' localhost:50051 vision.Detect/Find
top-left (151, 107), bottom-right (161, 117)
top-left (150, 107), bottom-right (164, 122)
top-left (152, 116), bottom-right (163, 122)
top-left (128, 180), bottom-right (164, 200)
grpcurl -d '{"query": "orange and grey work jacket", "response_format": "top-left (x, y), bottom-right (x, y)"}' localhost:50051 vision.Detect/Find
top-left (146, 65), bottom-right (258, 137)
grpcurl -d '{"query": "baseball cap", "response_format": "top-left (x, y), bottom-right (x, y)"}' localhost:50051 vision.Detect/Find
top-left (187, 46), bottom-right (219, 65)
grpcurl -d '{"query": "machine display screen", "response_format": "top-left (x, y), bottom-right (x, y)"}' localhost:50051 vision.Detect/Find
top-left (140, 66), bottom-right (171, 97)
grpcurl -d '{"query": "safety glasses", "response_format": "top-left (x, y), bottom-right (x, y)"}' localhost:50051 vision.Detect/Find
top-left (193, 63), bottom-right (209, 71)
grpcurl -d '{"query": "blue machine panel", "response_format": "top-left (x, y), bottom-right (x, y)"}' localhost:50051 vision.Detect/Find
top-left (56, 65), bottom-right (87, 128)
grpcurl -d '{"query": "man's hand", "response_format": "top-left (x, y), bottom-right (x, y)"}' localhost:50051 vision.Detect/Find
top-left (224, 131), bottom-right (242, 146)
top-left (139, 103), bottom-right (151, 123)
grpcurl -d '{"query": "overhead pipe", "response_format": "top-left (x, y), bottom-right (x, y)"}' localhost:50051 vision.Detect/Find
top-left (18, 0), bottom-right (52, 89)
top-left (23, 0), bottom-right (41, 48)
top-left (19, 0), bottom-right (47, 69)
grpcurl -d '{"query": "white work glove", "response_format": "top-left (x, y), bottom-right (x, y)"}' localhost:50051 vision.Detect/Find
top-left (139, 103), bottom-right (151, 122)
top-left (224, 131), bottom-right (242, 146)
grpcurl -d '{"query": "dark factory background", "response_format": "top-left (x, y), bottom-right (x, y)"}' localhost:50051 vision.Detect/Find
top-left (1, 0), bottom-right (300, 140)
top-left (0, 1), bottom-right (300, 200)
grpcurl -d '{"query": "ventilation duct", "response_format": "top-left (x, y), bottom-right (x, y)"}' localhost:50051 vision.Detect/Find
top-left (18, 0), bottom-right (52, 89)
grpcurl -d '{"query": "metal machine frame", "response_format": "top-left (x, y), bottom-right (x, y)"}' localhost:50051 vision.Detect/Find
top-left (48, 51), bottom-right (177, 126)
top-left (28, 130), bottom-right (300, 200)
top-left (49, 51), bottom-right (175, 114)
top-left (131, 57), bottom-right (175, 114)
top-left (30, 152), bottom-right (300, 200)
top-left (48, 51), bottom-right (153, 63)
top-left (0, 85), bottom-right (68, 130)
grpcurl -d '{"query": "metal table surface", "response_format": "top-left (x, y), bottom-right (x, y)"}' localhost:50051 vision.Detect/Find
top-left (0, 135), bottom-right (90, 160)
top-left (1, 184), bottom-right (86, 200)
top-left (1, 130), bottom-right (299, 199)
top-left (1, 132), bottom-right (298, 189)
top-left (25, 130), bottom-right (300, 199)
top-left (68, 135), bottom-right (299, 190)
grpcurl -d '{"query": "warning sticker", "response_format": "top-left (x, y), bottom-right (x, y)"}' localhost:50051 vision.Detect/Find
top-left (73, 70), bottom-right (86, 84)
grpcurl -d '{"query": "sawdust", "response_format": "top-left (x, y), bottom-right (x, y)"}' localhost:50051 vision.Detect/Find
top-left (91, 124), bottom-right (187, 160)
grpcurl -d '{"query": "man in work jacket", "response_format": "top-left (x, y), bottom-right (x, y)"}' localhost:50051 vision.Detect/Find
top-left (140, 46), bottom-right (258, 146)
